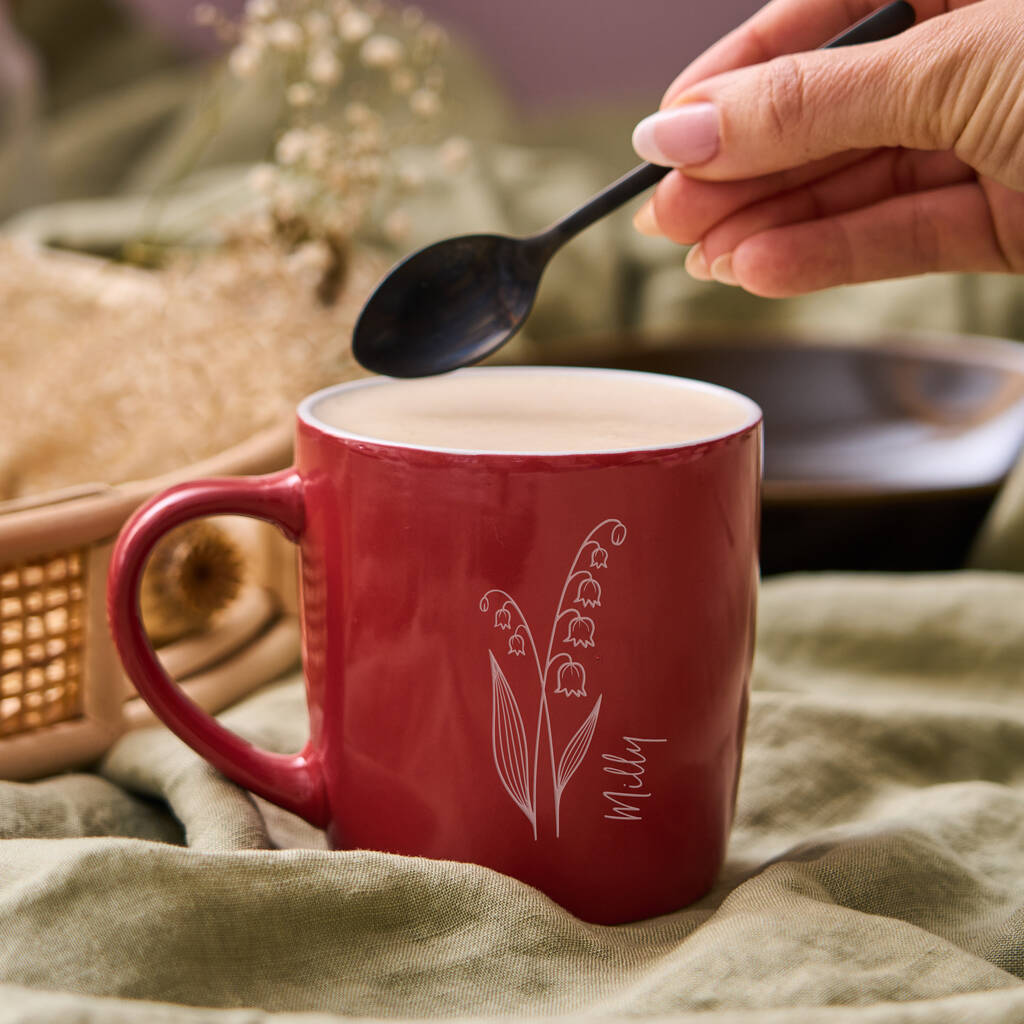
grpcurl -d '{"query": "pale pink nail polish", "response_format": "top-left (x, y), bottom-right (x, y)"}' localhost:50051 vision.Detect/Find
top-left (632, 104), bottom-right (720, 167)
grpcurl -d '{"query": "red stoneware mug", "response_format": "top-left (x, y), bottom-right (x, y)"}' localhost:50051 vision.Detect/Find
top-left (108, 366), bottom-right (762, 924)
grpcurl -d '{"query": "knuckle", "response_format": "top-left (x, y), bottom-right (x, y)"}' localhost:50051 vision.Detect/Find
top-left (898, 10), bottom-right (1000, 152)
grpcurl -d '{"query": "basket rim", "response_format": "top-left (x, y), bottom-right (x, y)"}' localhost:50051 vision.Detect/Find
top-left (0, 419), bottom-right (294, 564)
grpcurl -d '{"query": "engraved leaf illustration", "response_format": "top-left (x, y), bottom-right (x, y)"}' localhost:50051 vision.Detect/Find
top-left (554, 694), bottom-right (603, 797)
top-left (490, 651), bottom-right (535, 825)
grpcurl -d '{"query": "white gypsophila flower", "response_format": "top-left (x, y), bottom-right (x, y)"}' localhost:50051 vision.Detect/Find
top-left (248, 211), bottom-right (275, 240)
top-left (286, 81), bottom-right (316, 107)
top-left (229, 44), bottom-right (262, 79)
top-left (247, 163), bottom-right (278, 195)
top-left (245, 0), bottom-right (277, 21)
top-left (303, 10), bottom-right (332, 38)
top-left (275, 128), bottom-right (310, 164)
top-left (308, 48), bottom-right (342, 85)
top-left (338, 9), bottom-right (373, 43)
top-left (243, 23), bottom-right (267, 49)
top-left (266, 18), bottom-right (304, 52)
top-left (439, 135), bottom-right (472, 173)
top-left (359, 34), bottom-right (403, 69)
top-left (303, 133), bottom-right (332, 171)
top-left (409, 87), bottom-right (439, 118)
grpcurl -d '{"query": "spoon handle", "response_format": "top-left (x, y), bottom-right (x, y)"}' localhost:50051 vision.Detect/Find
top-left (534, 0), bottom-right (916, 256)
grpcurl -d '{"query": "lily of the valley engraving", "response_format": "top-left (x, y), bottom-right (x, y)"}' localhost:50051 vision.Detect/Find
top-left (480, 519), bottom-right (626, 839)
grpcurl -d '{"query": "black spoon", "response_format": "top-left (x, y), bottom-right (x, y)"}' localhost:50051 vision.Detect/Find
top-left (353, 0), bottom-right (916, 378)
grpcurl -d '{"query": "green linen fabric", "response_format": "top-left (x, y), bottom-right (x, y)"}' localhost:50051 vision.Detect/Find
top-left (3, 574), bottom-right (1024, 1022)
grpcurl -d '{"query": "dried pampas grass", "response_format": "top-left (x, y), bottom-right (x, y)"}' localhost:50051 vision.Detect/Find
top-left (0, 240), bottom-right (379, 501)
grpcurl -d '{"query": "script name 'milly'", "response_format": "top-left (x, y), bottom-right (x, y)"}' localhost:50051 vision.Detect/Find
top-left (601, 736), bottom-right (667, 821)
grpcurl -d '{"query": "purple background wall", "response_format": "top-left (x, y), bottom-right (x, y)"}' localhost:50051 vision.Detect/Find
top-left (118, 0), bottom-right (765, 109)
top-left (413, 0), bottom-right (764, 108)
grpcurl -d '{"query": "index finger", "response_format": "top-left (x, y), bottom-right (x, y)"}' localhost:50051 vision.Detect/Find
top-left (660, 0), bottom-right (972, 107)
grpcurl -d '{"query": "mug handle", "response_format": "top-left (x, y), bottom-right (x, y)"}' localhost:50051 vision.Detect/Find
top-left (106, 469), bottom-right (329, 828)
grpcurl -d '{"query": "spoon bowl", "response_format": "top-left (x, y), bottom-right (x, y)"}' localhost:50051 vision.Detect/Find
top-left (353, 234), bottom-right (544, 377)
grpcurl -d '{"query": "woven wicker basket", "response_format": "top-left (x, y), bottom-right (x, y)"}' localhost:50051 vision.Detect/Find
top-left (0, 420), bottom-right (299, 780)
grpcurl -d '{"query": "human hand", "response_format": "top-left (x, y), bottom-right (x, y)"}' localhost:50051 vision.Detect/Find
top-left (631, 0), bottom-right (1024, 296)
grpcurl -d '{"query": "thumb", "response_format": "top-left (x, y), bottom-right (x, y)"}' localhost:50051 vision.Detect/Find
top-left (632, 4), bottom-right (1005, 182)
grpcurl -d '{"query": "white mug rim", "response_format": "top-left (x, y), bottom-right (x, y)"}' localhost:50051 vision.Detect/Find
top-left (298, 365), bottom-right (763, 457)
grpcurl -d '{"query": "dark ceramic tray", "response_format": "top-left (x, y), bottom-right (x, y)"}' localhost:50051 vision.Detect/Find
top-left (541, 330), bottom-right (1024, 573)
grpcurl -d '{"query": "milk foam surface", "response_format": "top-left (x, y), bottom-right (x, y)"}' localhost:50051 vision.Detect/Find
top-left (312, 369), bottom-right (755, 453)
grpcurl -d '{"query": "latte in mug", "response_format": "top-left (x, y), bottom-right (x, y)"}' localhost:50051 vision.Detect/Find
top-left (311, 367), bottom-right (756, 453)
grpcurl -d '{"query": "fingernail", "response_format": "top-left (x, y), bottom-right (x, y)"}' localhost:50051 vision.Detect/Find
top-left (710, 252), bottom-right (738, 286)
top-left (685, 242), bottom-right (710, 280)
top-left (632, 201), bottom-right (662, 237)
top-left (632, 103), bottom-right (720, 167)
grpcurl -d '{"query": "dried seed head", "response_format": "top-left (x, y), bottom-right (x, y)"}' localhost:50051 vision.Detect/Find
top-left (338, 9), bottom-right (373, 42)
top-left (245, 0), bottom-right (277, 20)
top-left (229, 43), bottom-right (263, 79)
top-left (242, 23), bottom-right (267, 48)
top-left (308, 47), bottom-right (342, 85)
top-left (287, 81), bottom-right (316, 107)
top-left (272, 183), bottom-right (302, 219)
top-left (359, 34), bottom-right (404, 70)
top-left (266, 18), bottom-right (304, 51)
top-left (305, 146), bottom-right (329, 173)
top-left (247, 163), bottom-right (278, 195)
top-left (300, 125), bottom-right (333, 168)
top-left (276, 128), bottom-right (310, 164)
top-left (409, 87), bottom-right (440, 118)
top-left (288, 239), bottom-right (332, 275)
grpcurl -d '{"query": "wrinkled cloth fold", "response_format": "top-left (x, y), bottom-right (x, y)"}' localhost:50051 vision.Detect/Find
top-left (3, 574), bottom-right (1024, 1021)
